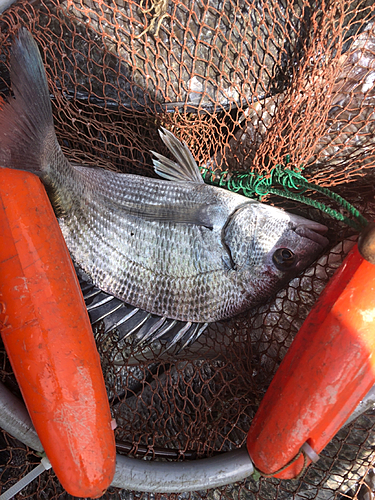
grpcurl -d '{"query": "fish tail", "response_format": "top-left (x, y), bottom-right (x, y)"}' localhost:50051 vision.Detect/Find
top-left (0, 28), bottom-right (57, 177)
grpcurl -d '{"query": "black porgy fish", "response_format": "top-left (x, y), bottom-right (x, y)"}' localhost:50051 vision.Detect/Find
top-left (0, 29), bottom-right (328, 347)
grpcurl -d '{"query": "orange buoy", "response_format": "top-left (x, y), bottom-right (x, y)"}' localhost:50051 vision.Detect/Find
top-left (0, 169), bottom-right (116, 498)
top-left (247, 237), bottom-right (375, 479)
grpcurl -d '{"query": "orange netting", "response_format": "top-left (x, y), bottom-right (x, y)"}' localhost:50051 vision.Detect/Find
top-left (0, 0), bottom-right (375, 498)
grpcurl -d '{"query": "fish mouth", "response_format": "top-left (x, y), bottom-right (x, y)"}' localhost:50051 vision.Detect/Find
top-left (294, 221), bottom-right (329, 248)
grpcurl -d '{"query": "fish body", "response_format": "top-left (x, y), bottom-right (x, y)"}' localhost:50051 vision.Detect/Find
top-left (0, 29), bottom-right (328, 345)
top-left (58, 164), bottom-right (327, 323)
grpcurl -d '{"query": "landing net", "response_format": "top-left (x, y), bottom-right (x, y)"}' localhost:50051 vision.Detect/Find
top-left (1, 1), bottom-right (375, 499)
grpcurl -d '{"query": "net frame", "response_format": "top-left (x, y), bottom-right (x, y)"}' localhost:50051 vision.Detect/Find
top-left (0, 0), bottom-right (375, 498)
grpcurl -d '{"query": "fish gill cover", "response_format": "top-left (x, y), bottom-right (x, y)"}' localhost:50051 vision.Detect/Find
top-left (0, 0), bottom-right (375, 499)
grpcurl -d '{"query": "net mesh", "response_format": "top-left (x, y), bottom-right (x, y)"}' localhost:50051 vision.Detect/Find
top-left (0, 0), bottom-right (375, 498)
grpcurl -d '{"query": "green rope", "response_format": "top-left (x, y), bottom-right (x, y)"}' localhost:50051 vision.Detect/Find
top-left (200, 163), bottom-right (368, 231)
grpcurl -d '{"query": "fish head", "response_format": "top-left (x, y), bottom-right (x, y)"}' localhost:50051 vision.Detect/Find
top-left (224, 202), bottom-right (329, 302)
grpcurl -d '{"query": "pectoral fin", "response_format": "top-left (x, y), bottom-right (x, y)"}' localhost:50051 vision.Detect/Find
top-left (108, 198), bottom-right (215, 229)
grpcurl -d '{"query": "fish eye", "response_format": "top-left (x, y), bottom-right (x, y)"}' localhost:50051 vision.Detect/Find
top-left (272, 248), bottom-right (296, 270)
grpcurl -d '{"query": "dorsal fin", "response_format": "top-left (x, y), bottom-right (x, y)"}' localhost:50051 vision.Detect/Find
top-left (151, 127), bottom-right (204, 183)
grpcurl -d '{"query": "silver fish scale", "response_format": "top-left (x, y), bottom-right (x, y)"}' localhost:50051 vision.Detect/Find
top-left (74, 165), bottom-right (243, 210)
top-left (226, 207), bottom-right (285, 270)
top-left (0, 27), bottom-right (328, 332)
top-left (56, 166), bottom-right (252, 322)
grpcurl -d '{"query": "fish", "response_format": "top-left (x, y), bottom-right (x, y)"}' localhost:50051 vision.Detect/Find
top-left (0, 28), bottom-right (328, 349)
top-left (91, 217), bottom-right (375, 498)
top-left (2, 229), bottom-right (375, 500)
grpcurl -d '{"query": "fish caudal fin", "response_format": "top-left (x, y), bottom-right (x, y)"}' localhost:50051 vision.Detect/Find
top-left (0, 28), bottom-right (57, 176)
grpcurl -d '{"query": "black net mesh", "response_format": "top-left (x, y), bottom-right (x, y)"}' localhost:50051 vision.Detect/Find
top-left (0, 0), bottom-right (375, 498)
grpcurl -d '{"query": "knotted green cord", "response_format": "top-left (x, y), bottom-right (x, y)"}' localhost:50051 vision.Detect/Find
top-left (200, 162), bottom-right (368, 231)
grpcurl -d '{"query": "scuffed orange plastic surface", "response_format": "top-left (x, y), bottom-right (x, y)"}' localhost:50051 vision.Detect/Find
top-left (247, 242), bottom-right (375, 479)
top-left (0, 169), bottom-right (116, 498)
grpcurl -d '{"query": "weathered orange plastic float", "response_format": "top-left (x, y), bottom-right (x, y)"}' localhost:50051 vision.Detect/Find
top-left (247, 225), bottom-right (375, 479)
top-left (0, 169), bottom-right (116, 498)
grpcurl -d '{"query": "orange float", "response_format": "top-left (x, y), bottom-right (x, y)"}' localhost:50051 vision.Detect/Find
top-left (0, 169), bottom-right (116, 498)
top-left (247, 233), bottom-right (375, 479)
